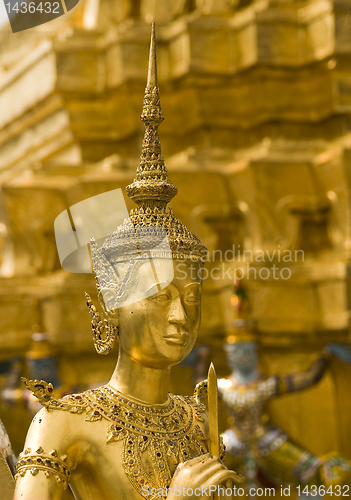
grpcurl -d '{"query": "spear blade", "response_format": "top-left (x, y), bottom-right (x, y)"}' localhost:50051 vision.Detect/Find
top-left (208, 362), bottom-right (220, 457)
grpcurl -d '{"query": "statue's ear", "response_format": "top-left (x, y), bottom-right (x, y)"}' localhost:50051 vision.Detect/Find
top-left (98, 289), bottom-right (119, 325)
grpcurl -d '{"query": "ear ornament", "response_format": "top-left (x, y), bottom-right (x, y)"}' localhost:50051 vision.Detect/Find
top-left (85, 292), bottom-right (117, 355)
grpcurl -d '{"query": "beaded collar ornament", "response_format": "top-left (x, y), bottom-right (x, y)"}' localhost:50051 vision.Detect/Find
top-left (22, 379), bottom-right (218, 498)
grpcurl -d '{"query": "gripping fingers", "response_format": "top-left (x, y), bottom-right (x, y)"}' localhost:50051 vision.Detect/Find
top-left (196, 462), bottom-right (227, 485)
top-left (203, 469), bottom-right (244, 490)
top-left (174, 453), bottom-right (222, 481)
top-left (173, 453), bottom-right (212, 477)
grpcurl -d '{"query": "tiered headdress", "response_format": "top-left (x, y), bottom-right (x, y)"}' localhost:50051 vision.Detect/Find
top-left (91, 23), bottom-right (207, 283)
top-left (89, 23), bottom-right (208, 309)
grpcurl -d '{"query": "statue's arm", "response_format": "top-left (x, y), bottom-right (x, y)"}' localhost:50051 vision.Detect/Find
top-left (274, 350), bottom-right (331, 396)
top-left (13, 408), bottom-right (73, 500)
top-left (0, 417), bottom-right (16, 476)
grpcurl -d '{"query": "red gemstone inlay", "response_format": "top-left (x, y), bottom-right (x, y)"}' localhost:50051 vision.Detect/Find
top-left (48, 388), bottom-right (53, 393)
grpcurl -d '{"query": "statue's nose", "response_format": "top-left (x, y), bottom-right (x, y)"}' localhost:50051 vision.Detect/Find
top-left (168, 296), bottom-right (188, 326)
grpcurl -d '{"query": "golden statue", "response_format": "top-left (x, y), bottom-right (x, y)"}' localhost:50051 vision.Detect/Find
top-left (13, 24), bottom-right (243, 500)
top-left (0, 418), bottom-right (15, 500)
top-left (219, 282), bottom-right (351, 495)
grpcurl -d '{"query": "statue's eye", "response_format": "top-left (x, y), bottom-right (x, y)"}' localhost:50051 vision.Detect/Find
top-left (182, 283), bottom-right (201, 305)
top-left (152, 293), bottom-right (170, 302)
top-left (184, 294), bottom-right (200, 305)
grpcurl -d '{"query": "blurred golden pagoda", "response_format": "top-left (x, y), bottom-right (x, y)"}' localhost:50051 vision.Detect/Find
top-left (0, 0), bottom-right (351, 471)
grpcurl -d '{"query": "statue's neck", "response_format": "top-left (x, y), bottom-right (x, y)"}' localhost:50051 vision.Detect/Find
top-left (231, 367), bottom-right (261, 385)
top-left (108, 350), bottom-right (171, 405)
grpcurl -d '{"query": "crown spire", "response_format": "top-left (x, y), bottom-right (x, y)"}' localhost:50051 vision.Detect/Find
top-left (147, 21), bottom-right (157, 89)
top-left (126, 23), bottom-right (178, 209)
top-left (94, 23), bottom-right (208, 270)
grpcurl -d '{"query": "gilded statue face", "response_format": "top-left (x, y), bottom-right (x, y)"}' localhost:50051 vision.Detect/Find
top-left (225, 341), bottom-right (258, 373)
top-left (104, 259), bottom-right (202, 368)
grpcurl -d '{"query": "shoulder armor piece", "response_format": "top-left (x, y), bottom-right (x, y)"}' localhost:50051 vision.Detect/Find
top-left (193, 379), bottom-right (208, 410)
top-left (23, 379), bottom-right (56, 406)
top-left (22, 378), bottom-right (90, 417)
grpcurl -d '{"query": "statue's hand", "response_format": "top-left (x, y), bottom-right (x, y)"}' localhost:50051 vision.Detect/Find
top-left (166, 453), bottom-right (244, 500)
top-left (326, 343), bottom-right (351, 363)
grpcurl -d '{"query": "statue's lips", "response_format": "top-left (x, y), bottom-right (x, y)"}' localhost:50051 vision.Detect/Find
top-left (163, 334), bottom-right (189, 346)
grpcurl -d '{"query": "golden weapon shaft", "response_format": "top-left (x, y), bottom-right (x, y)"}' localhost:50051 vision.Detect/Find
top-left (208, 362), bottom-right (220, 500)
top-left (208, 362), bottom-right (220, 457)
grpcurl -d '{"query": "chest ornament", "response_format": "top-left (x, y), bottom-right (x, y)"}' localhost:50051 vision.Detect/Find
top-left (23, 378), bottom-right (209, 498)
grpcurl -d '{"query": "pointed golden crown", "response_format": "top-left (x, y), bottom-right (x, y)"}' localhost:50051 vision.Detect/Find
top-left (91, 23), bottom-right (207, 288)
top-left (126, 23), bottom-right (177, 209)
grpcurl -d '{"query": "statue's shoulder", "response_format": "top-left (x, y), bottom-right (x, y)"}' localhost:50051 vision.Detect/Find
top-left (166, 380), bottom-right (208, 424)
top-left (23, 378), bottom-right (102, 422)
top-left (189, 379), bottom-right (208, 412)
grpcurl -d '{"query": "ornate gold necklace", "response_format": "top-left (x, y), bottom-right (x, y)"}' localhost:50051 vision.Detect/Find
top-left (24, 379), bottom-right (209, 498)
